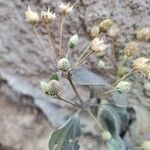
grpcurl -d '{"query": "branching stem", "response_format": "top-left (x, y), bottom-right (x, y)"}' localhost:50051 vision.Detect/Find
top-left (67, 72), bottom-right (83, 104)
top-left (56, 94), bottom-right (81, 108)
top-left (88, 110), bottom-right (104, 131)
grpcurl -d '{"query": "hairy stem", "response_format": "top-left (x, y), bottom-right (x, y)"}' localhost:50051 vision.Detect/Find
top-left (59, 16), bottom-right (65, 58)
top-left (33, 26), bottom-right (56, 67)
top-left (111, 37), bottom-right (117, 67)
top-left (67, 72), bottom-right (83, 104)
top-left (88, 110), bottom-right (104, 131)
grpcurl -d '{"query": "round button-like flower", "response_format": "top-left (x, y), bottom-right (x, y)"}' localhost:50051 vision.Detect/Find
top-left (58, 58), bottom-right (71, 71)
top-left (99, 19), bottom-right (113, 32)
top-left (116, 81), bottom-right (132, 94)
top-left (133, 57), bottom-right (150, 79)
top-left (91, 38), bottom-right (108, 53)
top-left (25, 6), bottom-right (39, 25)
top-left (124, 41), bottom-right (138, 57)
top-left (59, 3), bottom-right (73, 16)
top-left (47, 80), bottom-right (60, 96)
top-left (101, 131), bottom-right (112, 141)
top-left (136, 28), bottom-right (150, 41)
top-left (108, 25), bottom-right (119, 38)
top-left (41, 8), bottom-right (56, 24)
top-left (40, 81), bottom-right (49, 94)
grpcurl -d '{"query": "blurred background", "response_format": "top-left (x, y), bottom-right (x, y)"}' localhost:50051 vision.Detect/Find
top-left (0, 0), bottom-right (149, 150)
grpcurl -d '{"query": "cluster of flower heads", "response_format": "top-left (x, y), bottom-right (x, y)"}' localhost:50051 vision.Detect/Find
top-left (25, 3), bottom-right (73, 25)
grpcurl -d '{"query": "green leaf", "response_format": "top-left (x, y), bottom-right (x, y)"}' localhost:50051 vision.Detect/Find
top-left (107, 137), bottom-right (126, 150)
top-left (98, 104), bottom-right (128, 137)
top-left (49, 113), bottom-right (81, 150)
top-left (72, 68), bottom-right (110, 87)
top-left (50, 74), bottom-right (59, 81)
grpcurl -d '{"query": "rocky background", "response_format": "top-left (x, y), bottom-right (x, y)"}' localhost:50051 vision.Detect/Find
top-left (0, 0), bottom-right (150, 150)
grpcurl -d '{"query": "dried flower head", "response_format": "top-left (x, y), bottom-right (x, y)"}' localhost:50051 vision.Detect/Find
top-left (58, 58), bottom-right (71, 71)
top-left (59, 3), bottom-right (73, 16)
top-left (101, 131), bottom-right (112, 141)
top-left (108, 25), bottom-right (119, 38)
top-left (41, 8), bottom-right (56, 24)
top-left (136, 28), bottom-right (150, 41)
top-left (117, 66), bottom-right (129, 77)
top-left (124, 41), bottom-right (138, 57)
top-left (141, 141), bottom-right (150, 150)
top-left (116, 81), bottom-right (132, 94)
top-left (91, 38), bottom-right (108, 53)
top-left (25, 6), bottom-right (39, 25)
top-left (99, 19), bottom-right (113, 32)
top-left (133, 57), bottom-right (150, 79)
top-left (90, 25), bottom-right (100, 38)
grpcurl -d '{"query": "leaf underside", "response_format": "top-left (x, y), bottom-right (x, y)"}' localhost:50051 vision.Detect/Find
top-left (72, 68), bottom-right (110, 87)
top-left (49, 113), bottom-right (81, 150)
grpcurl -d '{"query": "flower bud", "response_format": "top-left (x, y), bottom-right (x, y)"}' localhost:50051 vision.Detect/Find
top-left (59, 3), bottom-right (73, 16)
top-left (58, 58), bottom-right (70, 71)
top-left (116, 81), bottom-right (131, 94)
top-left (99, 19), bottom-right (113, 32)
top-left (40, 81), bottom-right (49, 94)
top-left (25, 6), bottom-right (39, 25)
top-left (101, 131), bottom-right (112, 141)
top-left (69, 34), bottom-right (79, 48)
top-left (41, 8), bottom-right (56, 24)
top-left (90, 25), bottom-right (100, 38)
top-left (144, 82), bottom-right (150, 92)
top-left (141, 141), bottom-right (150, 150)
top-left (136, 28), bottom-right (150, 41)
top-left (47, 80), bottom-right (60, 96)
top-left (124, 41), bottom-right (138, 57)
top-left (97, 60), bottom-right (105, 69)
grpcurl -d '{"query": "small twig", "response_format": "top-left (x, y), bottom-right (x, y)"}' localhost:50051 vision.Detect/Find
top-left (59, 16), bottom-right (65, 58)
top-left (113, 69), bottom-right (135, 86)
top-left (101, 88), bottom-right (116, 95)
top-left (88, 110), bottom-right (103, 131)
top-left (111, 37), bottom-right (117, 67)
top-left (33, 26), bottom-right (56, 67)
top-left (56, 94), bottom-right (81, 108)
top-left (75, 43), bottom-right (91, 64)
top-left (67, 72), bottom-right (83, 104)
top-left (45, 24), bottom-right (57, 53)
top-left (69, 51), bottom-right (93, 71)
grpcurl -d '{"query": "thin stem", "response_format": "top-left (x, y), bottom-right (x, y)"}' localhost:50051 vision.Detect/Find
top-left (33, 26), bottom-right (56, 67)
top-left (59, 16), bottom-right (64, 58)
top-left (101, 88), bottom-right (116, 95)
top-left (111, 37), bottom-right (117, 67)
top-left (75, 43), bottom-right (91, 64)
top-left (56, 94), bottom-right (81, 108)
top-left (67, 72), bottom-right (83, 104)
top-left (113, 69), bottom-right (135, 86)
top-left (45, 24), bottom-right (57, 52)
top-left (88, 110), bottom-right (104, 131)
top-left (69, 51), bottom-right (93, 71)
